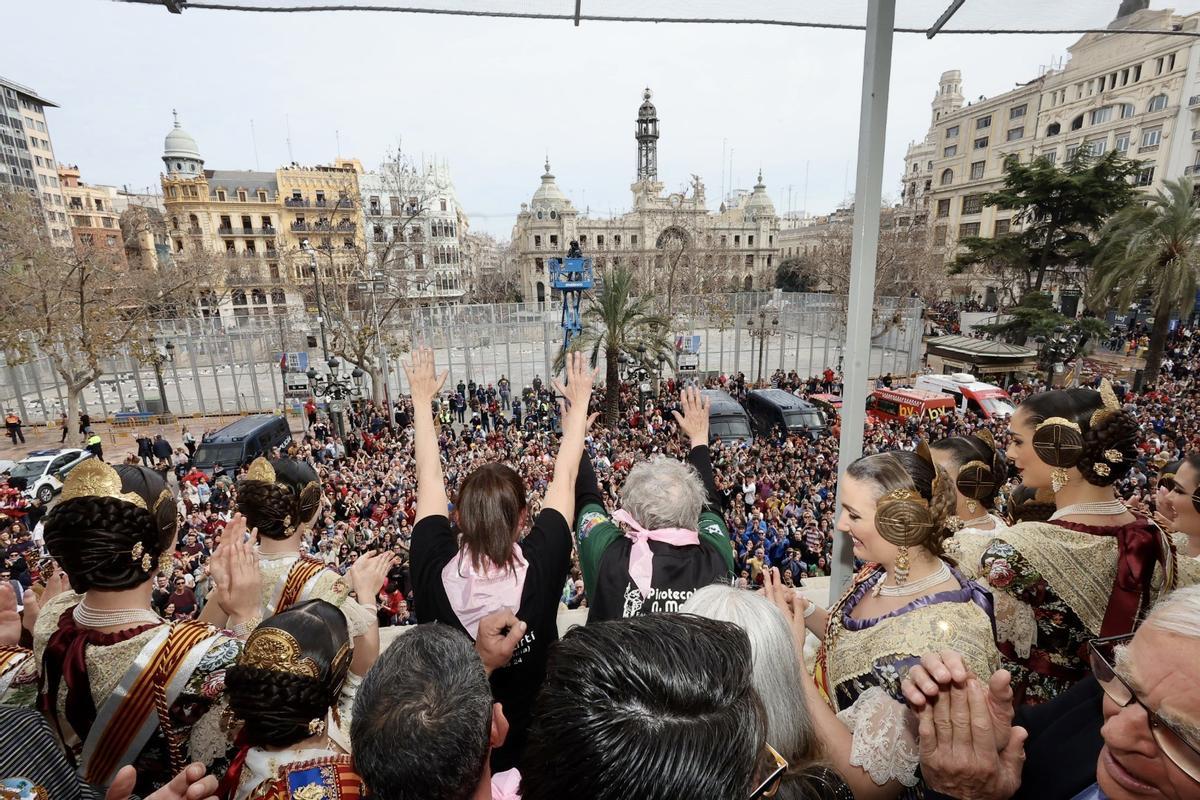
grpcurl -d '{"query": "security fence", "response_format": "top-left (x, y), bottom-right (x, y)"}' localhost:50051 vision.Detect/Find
top-left (0, 291), bottom-right (923, 424)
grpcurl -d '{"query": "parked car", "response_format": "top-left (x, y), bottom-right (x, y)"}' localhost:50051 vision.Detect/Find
top-left (744, 389), bottom-right (828, 439)
top-left (701, 389), bottom-right (753, 444)
top-left (4, 448), bottom-right (93, 503)
top-left (191, 415), bottom-right (292, 476)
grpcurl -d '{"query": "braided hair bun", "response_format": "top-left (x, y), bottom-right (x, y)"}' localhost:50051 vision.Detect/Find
top-left (236, 458), bottom-right (322, 540)
top-left (930, 433), bottom-right (1007, 510)
top-left (847, 446), bottom-right (958, 559)
top-left (1018, 387), bottom-right (1138, 487)
top-left (44, 464), bottom-right (177, 594)
top-left (1006, 484), bottom-right (1056, 524)
top-left (226, 599), bottom-right (352, 748)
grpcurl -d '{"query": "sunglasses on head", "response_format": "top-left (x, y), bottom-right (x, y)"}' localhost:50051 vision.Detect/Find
top-left (748, 743), bottom-right (788, 799)
top-left (1089, 634), bottom-right (1200, 784)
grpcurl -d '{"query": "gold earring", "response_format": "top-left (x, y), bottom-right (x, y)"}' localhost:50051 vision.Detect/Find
top-left (894, 546), bottom-right (910, 585)
top-left (1051, 467), bottom-right (1070, 493)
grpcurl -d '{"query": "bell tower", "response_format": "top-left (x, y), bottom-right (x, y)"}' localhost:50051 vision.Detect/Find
top-left (636, 88), bottom-right (659, 182)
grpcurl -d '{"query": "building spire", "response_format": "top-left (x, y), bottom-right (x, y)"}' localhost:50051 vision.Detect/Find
top-left (172, 108), bottom-right (179, 128)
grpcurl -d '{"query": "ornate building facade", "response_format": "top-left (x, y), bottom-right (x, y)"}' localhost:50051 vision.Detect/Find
top-left (512, 89), bottom-right (780, 303)
top-left (900, 2), bottom-right (1200, 300)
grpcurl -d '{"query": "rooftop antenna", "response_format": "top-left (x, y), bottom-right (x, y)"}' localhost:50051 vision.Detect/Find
top-left (803, 160), bottom-right (810, 217)
top-left (721, 138), bottom-right (727, 203)
top-left (250, 119), bottom-right (260, 170)
top-left (335, 129), bottom-right (341, 157)
top-left (285, 114), bottom-right (294, 163)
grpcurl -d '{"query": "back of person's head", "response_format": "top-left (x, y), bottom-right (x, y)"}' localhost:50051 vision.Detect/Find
top-left (681, 585), bottom-right (823, 796)
top-left (351, 625), bottom-right (493, 800)
top-left (846, 447), bottom-right (957, 558)
top-left (1144, 583), bottom-right (1200, 640)
top-left (455, 462), bottom-right (527, 569)
top-left (1018, 386), bottom-right (1138, 487)
top-left (225, 599), bottom-right (351, 748)
top-left (930, 432), bottom-right (1006, 510)
top-left (235, 457), bottom-right (322, 540)
top-left (44, 461), bottom-right (177, 594)
top-left (521, 613), bottom-right (765, 800)
top-left (619, 456), bottom-right (705, 531)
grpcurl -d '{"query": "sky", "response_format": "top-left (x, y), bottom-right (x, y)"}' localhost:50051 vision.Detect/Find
top-left (7, 0), bottom-right (1200, 238)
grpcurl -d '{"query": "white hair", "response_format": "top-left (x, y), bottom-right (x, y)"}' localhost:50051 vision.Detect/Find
top-left (681, 585), bottom-right (821, 772)
top-left (619, 456), bottom-right (705, 531)
top-left (1145, 584), bottom-right (1200, 639)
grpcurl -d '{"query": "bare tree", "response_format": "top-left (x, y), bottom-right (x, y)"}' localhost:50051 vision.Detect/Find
top-left (0, 189), bottom-right (208, 426)
top-left (296, 150), bottom-right (453, 402)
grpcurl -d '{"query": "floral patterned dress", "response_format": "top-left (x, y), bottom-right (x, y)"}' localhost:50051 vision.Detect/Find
top-left (815, 563), bottom-right (999, 797)
top-left (951, 516), bottom-right (1198, 706)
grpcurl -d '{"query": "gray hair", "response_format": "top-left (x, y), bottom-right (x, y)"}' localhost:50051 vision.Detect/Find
top-left (1145, 584), bottom-right (1200, 639)
top-left (681, 585), bottom-right (822, 772)
top-left (619, 456), bottom-right (705, 531)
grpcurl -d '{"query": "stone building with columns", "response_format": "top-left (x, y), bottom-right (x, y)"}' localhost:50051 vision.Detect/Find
top-left (512, 89), bottom-right (780, 304)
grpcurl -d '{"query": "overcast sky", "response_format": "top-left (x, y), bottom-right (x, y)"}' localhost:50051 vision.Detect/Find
top-left (7, 1), bottom-right (1200, 237)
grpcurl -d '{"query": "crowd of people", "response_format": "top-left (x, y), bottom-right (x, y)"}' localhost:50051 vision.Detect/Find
top-left (0, 315), bottom-right (1198, 799)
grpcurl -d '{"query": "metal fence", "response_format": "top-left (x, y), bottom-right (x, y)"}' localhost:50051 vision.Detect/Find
top-left (0, 291), bottom-right (924, 424)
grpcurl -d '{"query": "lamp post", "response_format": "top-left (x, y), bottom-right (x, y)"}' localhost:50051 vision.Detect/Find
top-left (748, 310), bottom-right (779, 385)
top-left (147, 337), bottom-right (175, 415)
top-left (305, 355), bottom-right (362, 439)
top-left (301, 239), bottom-right (332, 370)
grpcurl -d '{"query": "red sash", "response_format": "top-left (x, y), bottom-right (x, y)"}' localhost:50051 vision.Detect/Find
top-left (276, 557), bottom-right (326, 614)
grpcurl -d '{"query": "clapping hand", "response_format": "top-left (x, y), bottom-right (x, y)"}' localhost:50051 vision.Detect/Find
top-left (403, 348), bottom-right (448, 407)
top-left (212, 528), bottom-right (261, 625)
top-left (0, 582), bottom-right (19, 647)
top-left (762, 567), bottom-right (807, 667)
top-left (671, 385), bottom-right (711, 447)
top-left (347, 550), bottom-right (395, 605)
top-left (901, 650), bottom-right (1015, 755)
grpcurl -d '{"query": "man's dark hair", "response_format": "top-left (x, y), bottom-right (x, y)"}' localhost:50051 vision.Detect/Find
top-left (351, 625), bottom-right (492, 800)
top-left (521, 613), bottom-right (766, 800)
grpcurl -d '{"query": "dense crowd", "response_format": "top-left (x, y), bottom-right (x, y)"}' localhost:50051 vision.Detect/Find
top-left (0, 319), bottom-right (1199, 800)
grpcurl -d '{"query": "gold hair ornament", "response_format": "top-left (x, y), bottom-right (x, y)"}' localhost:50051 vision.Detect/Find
top-left (245, 457), bottom-right (277, 484)
top-left (131, 542), bottom-right (152, 573)
top-left (1104, 449), bottom-right (1124, 464)
top-left (238, 628), bottom-right (320, 679)
top-left (1090, 379), bottom-right (1122, 428)
top-left (874, 488), bottom-right (935, 549)
top-left (1032, 417), bottom-right (1084, 482)
top-left (308, 717), bottom-right (326, 736)
top-left (1092, 462), bottom-right (1112, 477)
top-left (60, 459), bottom-right (148, 508)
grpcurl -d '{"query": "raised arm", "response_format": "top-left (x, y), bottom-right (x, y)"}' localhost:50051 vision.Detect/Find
top-left (403, 348), bottom-right (449, 523)
top-left (671, 387), bottom-right (721, 504)
top-left (541, 352), bottom-right (598, 523)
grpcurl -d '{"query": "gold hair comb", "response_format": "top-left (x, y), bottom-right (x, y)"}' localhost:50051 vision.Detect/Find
top-left (245, 457), bottom-right (277, 484)
top-left (60, 459), bottom-right (149, 509)
top-left (238, 627), bottom-right (320, 678)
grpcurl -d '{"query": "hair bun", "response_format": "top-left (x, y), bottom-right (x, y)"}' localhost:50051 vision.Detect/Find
top-left (1032, 417), bottom-right (1083, 468)
top-left (955, 460), bottom-right (997, 501)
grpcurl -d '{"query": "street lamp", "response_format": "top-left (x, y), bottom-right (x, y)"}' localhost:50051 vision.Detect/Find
top-left (748, 310), bottom-right (779, 385)
top-left (146, 337), bottom-right (174, 415)
top-left (305, 358), bottom-right (363, 439)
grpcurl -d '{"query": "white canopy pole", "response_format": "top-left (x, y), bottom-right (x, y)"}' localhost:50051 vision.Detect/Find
top-left (830, 0), bottom-right (896, 604)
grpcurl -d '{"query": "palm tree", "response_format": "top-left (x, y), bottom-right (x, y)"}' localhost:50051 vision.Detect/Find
top-left (1088, 178), bottom-right (1200, 389)
top-left (561, 266), bottom-right (673, 424)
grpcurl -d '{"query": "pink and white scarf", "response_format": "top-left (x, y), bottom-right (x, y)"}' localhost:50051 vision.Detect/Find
top-left (611, 509), bottom-right (700, 598)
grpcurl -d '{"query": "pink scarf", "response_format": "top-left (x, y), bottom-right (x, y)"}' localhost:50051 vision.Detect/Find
top-left (611, 509), bottom-right (700, 598)
top-left (491, 768), bottom-right (522, 799)
top-left (441, 544), bottom-right (528, 639)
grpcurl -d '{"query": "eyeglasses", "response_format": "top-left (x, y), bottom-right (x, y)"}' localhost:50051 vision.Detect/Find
top-left (748, 743), bottom-right (788, 799)
top-left (1088, 634), bottom-right (1200, 784)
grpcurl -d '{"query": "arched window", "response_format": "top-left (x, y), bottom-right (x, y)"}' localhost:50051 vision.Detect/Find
top-left (536, 282), bottom-right (546, 302)
top-left (912, 163), bottom-right (919, 174)
top-left (743, 275), bottom-right (753, 291)
top-left (270, 288), bottom-right (286, 304)
top-left (940, 169), bottom-right (953, 186)
top-left (171, 216), bottom-right (179, 230)
top-left (1070, 114), bottom-right (1084, 131)
top-left (251, 288), bottom-right (267, 305)
top-left (1046, 122), bottom-right (1061, 136)
top-left (232, 289), bottom-right (247, 305)
top-left (1148, 94), bottom-right (1168, 112)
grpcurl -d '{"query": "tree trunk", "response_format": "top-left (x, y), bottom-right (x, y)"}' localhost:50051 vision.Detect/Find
top-left (366, 366), bottom-right (383, 404)
top-left (67, 384), bottom-right (84, 446)
top-left (1141, 304), bottom-right (1172, 390)
top-left (604, 345), bottom-right (620, 425)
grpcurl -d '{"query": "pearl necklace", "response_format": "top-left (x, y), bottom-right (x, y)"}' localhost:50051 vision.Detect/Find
top-left (1050, 500), bottom-right (1128, 521)
top-left (73, 602), bottom-right (163, 630)
top-left (873, 561), bottom-right (953, 597)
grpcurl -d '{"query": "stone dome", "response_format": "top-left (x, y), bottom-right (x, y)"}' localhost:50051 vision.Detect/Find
top-left (744, 170), bottom-right (776, 218)
top-left (531, 159), bottom-right (571, 211)
top-left (164, 112), bottom-right (201, 161)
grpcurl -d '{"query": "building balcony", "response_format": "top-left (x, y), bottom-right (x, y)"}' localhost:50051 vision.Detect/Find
top-left (219, 226), bottom-right (276, 236)
top-left (1139, 144), bottom-right (1160, 153)
top-left (313, 198), bottom-right (355, 209)
top-left (242, 251), bottom-right (263, 259)
top-left (1192, 130), bottom-right (1200, 142)
top-left (310, 222), bottom-right (356, 233)
top-left (284, 198), bottom-right (310, 208)
top-left (291, 222), bottom-right (310, 232)
top-left (187, 227), bottom-right (203, 235)
top-left (1185, 165), bottom-right (1200, 176)
top-left (1190, 95), bottom-right (1200, 108)
top-left (367, 207), bottom-right (383, 216)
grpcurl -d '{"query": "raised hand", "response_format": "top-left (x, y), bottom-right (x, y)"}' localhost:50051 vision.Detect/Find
top-left (0, 582), bottom-right (19, 647)
top-left (762, 567), bottom-right (807, 667)
top-left (216, 534), bottom-right (262, 625)
top-left (348, 550), bottom-right (396, 604)
top-left (671, 385), bottom-right (711, 447)
top-left (552, 351), bottom-right (598, 423)
top-left (403, 348), bottom-right (448, 406)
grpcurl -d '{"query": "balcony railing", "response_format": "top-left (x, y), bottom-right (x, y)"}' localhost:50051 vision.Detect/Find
top-left (367, 207), bottom-right (383, 216)
top-left (1186, 165), bottom-right (1200, 176)
top-left (309, 222), bottom-right (356, 233)
top-left (284, 198), bottom-right (309, 208)
top-left (187, 227), bottom-right (203, 235)
top-left (1190, 95), bottom-right (1200, 108)
top-left (291, 222), bottom-right (310, 232)
top-left (219, 226), bottom-right (276, 236)
top-left (1192, 130), bottom-right (1200, 142)
top-left (1139, 143), bottom-right (1159, 153)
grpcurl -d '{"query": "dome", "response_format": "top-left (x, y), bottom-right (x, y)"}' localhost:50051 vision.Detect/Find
top-left (163, 111), bottom-right (201, 160)
top-left (531, 158), bottom-right (571, 211)
top-left (744, 170), bottom-right (776, 218)
top-left (638, 87), bottom-right (657, 119)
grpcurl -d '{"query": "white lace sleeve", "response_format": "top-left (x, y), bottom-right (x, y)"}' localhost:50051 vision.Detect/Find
top-left (188, 697), bottom-right (232, 767)
top-left (835, 685), bottom-right (920, 788)
top-left (330, 671), bottom-right (361, 753)
top-left (991, 589), bottom-right (1037, 659)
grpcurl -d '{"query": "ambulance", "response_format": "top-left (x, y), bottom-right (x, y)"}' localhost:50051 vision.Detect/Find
top-left (914, 373), bottom-right (1016, 419)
